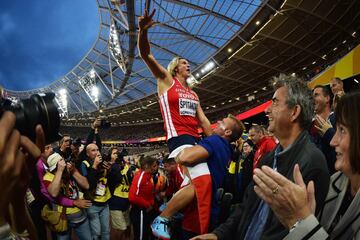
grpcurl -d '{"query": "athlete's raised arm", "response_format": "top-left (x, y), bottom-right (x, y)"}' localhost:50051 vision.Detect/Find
top-left (138, 9), bottom-right (173, 94)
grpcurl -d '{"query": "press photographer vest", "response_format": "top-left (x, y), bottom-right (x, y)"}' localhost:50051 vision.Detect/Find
top-left (113, 165), bottom-right (130, 198)
top-left (82, 160), bottom-right (111, 203)
top-left (43, 172), bottom-right (80, 215)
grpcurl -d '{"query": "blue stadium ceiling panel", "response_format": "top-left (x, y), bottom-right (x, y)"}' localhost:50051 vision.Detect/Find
top-left (4, 0), bottom-right (263, 117)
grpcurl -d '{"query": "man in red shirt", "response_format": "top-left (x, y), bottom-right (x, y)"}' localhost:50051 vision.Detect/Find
top-left (162, 156), bottom-right (184, 239)
top-left (163, 156), bottom-right (184, 199)
top-left (248, 125), bottom-right (276, 170)
top-left (128, 156), bottom-right (158, 240)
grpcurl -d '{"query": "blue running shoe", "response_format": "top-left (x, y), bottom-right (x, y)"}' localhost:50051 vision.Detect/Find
top-left (151, 216), bottom-right (171, 240)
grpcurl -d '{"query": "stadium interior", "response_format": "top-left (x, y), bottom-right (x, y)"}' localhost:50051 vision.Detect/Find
top-left (2, 0), bottom-right (360, 148)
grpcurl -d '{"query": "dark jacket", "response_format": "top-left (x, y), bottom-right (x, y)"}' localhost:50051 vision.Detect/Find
top-left (76, 128), bottom-right (102, 169)
top-left (310, 112), bottom-right (336, 174)
top-left (53, 147), bottom-right (71, 160)
top-left (224, 150), bottom-right (254, 204)
top-left (80, 158), bottom-right (117, 205)
top-left (213, 131), bottom-right (330, 240)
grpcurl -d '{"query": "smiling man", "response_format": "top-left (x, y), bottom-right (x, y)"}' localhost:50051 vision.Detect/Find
top-left (310, 85), bottom-right (336, 174)
top-left (192, 74), bottom-right (330, 240)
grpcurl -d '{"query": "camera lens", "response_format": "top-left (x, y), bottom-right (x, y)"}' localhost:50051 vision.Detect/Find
top-left (100, 119), bottom-right (111, 129)
top-left (7, 92), bottom-right (62, 144)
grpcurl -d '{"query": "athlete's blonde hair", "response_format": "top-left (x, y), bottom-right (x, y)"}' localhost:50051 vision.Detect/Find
top-left (167, 57), bottom-right (185, 77)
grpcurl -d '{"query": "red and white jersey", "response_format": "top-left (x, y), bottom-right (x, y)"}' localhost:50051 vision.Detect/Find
top-left (159, 77), bottom-right (200, 140)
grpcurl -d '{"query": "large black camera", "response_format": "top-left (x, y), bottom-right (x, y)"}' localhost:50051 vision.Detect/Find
top-left (99, 118), bottom-right (111, 129)
top-left (0, 92), bottom-right (62, 144)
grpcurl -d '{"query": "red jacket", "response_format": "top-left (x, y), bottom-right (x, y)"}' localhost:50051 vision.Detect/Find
top-left (253, 136), bottom-right (276, 170)
top-left (129, 170), bottom-right (154, 209)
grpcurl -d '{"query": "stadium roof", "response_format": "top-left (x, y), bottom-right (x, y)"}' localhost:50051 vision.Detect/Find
top-left (4, 0), bottom-right (360, 127)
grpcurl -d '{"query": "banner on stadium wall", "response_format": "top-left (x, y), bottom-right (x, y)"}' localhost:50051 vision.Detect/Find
top-left (236, 100), bottom-right (271, 120)
top-left (148, 137), bottom-right (166, 142)
top-left (103, 101), bottom-right (272, 144)
top-left (102, 136), bottom-right (166, 144)
top-left (203, 100), bottom-right (272, 131)
top-left (102, 140), bottom-right (127, 144)
top-left (308, 44), bottom-right (360, 88)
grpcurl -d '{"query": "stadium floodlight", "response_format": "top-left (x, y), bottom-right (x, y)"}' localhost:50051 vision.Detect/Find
top-left (186, 75), bottom-right (199, 87)
top-left (109, 20), bottom-right (127, 73)
top-left (204, 61), bottom-right (215, 72)
top-left (196, 60), bottom-right (218, 81)
top-left (200, 60), bottom-right (216, 75)
top-left (91, 86), bottom-right (99, 102)
top-left (59, 88), bottom-right (67, 96)
top-left (79, 69), bottom-right (101, 108)
top-left (55, 88), bottom-right (68, 117)
top-left (89, 68), bottom-right (96, 79)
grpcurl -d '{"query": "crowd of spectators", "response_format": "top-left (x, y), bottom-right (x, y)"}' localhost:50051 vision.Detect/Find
top-left (60, 123), bottom-right (164, 141)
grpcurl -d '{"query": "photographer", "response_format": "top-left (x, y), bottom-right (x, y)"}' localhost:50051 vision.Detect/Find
top-left (0, 87), bottom-right (63, 239)
top-left (77, 118), bottom-right (103, 168)
top-left (26, 144), bottom-right (55, 240)
top-left (86, 118), bottom-right (103, 151)
top-left (80, 144), bottom-right (114, 240)
top-left (0, 111), bottom-right (43, 239)
top-left (69, 137), bottom-right (84, 171)
top-left (107, 147), bottom-right (132, 240)
top-left (54, 134), bottom-right (72, 160)
top-left (44, 153), bottom-right (92, 239)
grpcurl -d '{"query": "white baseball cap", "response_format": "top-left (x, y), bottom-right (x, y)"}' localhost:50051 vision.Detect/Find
top-left (47, 153), bottom-right (63, 172)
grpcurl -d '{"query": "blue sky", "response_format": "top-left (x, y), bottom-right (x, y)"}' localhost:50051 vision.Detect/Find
top-left (0, 1), bottom-right (99, 91)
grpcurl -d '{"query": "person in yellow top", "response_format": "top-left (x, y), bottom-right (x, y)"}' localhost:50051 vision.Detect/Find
top-left (80, 143), bottom-right (113, 240)
top-left (44, 152), bottom-right (92, 240)
top-left (108, 147), bottom-right (132, 240)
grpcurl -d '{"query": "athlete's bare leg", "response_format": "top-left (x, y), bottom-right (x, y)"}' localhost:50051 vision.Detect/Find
top-left (160, 166), bottom-right (195, 218)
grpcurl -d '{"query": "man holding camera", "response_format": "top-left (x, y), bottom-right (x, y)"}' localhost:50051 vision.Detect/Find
top-left (44, 153), bottom-right (92, 239)
top-left (0, 86), bottom-right (67, 239)
top-left (54, 134), bottom-right (72, 160)
top-left (0, 111), bottom-right (44, 239)
top-left (80, 143), bottom-right (113, 240)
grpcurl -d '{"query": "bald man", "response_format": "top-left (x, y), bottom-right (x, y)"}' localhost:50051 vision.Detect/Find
top-left (80, 143), bottom-right (113, 240)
